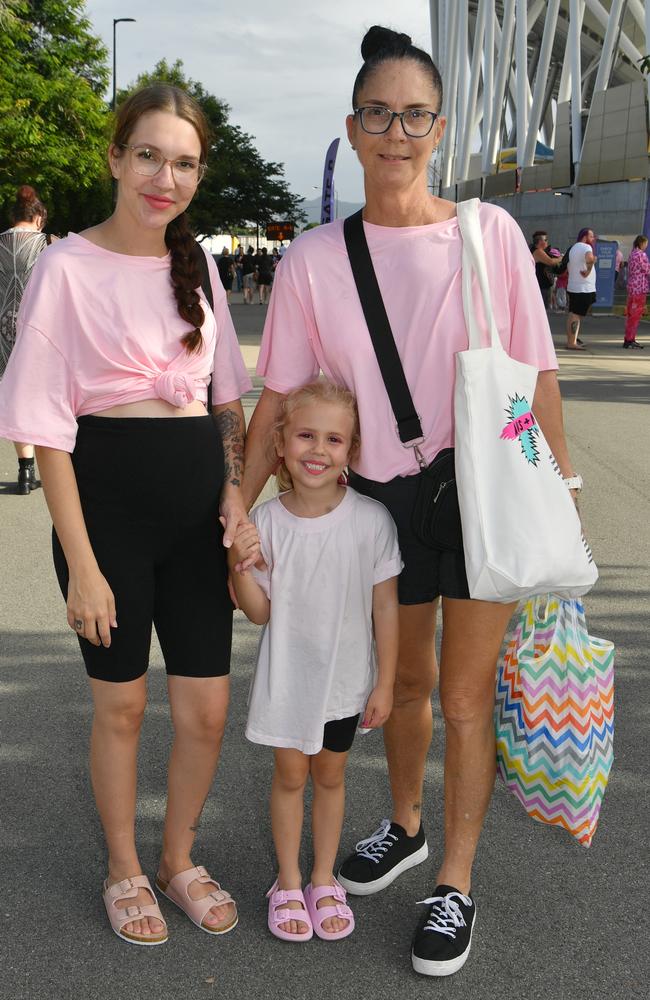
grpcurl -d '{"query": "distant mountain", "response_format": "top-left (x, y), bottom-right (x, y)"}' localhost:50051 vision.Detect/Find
top-left (301, 196), bottom-right (364, 226)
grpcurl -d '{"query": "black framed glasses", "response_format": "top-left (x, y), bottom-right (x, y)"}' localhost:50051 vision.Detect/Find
top-left (354, 106), bottom-right (438, 137)
top-left (120, 144), bottom-right (207, 185)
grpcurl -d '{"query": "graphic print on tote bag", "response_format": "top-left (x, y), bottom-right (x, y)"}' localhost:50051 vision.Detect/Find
top-left (500, 394), bottom-right (540, 466)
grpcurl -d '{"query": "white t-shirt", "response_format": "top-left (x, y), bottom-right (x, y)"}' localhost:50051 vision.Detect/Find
top-left (567, 241), bottom-right (597, 293)
top-left (246, 488), bottom-right (403, 755)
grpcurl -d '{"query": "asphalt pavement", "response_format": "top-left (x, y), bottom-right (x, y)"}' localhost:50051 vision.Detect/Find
top-left (0, 300), bottom-right (648, 1000)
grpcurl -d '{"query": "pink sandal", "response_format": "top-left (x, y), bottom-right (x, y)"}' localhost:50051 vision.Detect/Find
top-left (304, 878), bottom-right (355, 941)
top-left (102, 875), bottom-right (168, 946)
top-left (155, 865), bottom-right (238, 935)
top-left (266, 879), bottom-right (313, 942)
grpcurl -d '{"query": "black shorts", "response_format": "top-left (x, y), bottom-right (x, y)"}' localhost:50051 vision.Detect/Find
top-left (568, 291), bottom-right (596, 316)
top-left (322, 714), bottom-right (360, 753)
top-left (349, 467), bottom-right (470, 604)
top-left (53, 415), bottom-right (233, 683)
top-left (257, 273), bottom-right (272, 286)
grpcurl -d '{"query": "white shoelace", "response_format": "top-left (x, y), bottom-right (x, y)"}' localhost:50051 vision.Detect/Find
top-left (416, 891), bottom-right (472, 939)
top-left (354, 819), bottom-right (398, 863)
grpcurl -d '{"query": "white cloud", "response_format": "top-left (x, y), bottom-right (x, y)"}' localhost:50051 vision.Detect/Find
top-left (83, 0), bottom-right (433, 203)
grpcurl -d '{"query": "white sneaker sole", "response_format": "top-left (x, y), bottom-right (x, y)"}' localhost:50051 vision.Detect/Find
top-left (337, 841), bottom-right (429, 896)
top-left (411, 912), bottom-right (476, 977)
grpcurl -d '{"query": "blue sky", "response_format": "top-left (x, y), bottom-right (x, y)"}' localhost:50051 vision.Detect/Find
top-left (83, 0), bottom-right (433, 205)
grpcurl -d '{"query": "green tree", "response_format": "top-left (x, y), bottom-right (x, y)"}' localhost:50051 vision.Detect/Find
top-left (0, 0), bottom-right (111, 232)
top-left (119, 60), bottom-right (306, 236)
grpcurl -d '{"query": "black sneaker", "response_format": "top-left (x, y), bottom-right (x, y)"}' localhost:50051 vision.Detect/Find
top-left (337, 819), bottom-right (428, 895)
top-left (411, 884), bottom-right (476, 977)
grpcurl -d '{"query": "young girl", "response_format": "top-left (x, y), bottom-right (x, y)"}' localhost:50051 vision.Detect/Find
top-left (227, 380), bottom-right (401, 942)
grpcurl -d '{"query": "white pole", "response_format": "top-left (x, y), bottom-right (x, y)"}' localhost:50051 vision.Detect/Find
top-left (458, 0), bottom-right (488, 179)
top-left (583, 0), bottom-right (643, 66)
top-left (441, 2), bottom-right (460, 188)
top-left (456, 0), bottom-right (469, 181)
top-left (515, 0), bottom-right (528, 167)
top-left (429, 0), bottom-right (440, 68)
top-left (646, 0), bottom-right (650, 133)
top-left (592, 0), bottom-right (625, 93)
top-left (485, 0), bottom-right (516, 173)
top-left (523, 0), bottom-right (560, 166)
top-left (569, 0), bottom-right (584, 173)
top-left (482, 0), bottom-right (495, 174)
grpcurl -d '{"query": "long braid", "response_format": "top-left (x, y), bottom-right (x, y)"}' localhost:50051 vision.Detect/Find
top-left (165, 212), bottom-right (205, 354)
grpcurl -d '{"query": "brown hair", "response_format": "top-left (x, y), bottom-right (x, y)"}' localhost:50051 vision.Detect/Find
top-left (112, 84), bottom-right (210, 354)
top-left (633, 234), bottom-right (648, 250)
top-left (272, 379), bottom-right (361, 492)
top-left (11, 185), bottom-right (47, 226)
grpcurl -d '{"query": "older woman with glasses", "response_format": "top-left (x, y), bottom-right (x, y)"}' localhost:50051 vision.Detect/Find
top-left (0, 85), bottom-right (252, 946)
top-left (243, 25), bottom-right (579, 976)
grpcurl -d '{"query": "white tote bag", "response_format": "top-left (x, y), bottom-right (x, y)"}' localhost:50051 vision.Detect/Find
top-left (454, 199), bottom-right (598, 603)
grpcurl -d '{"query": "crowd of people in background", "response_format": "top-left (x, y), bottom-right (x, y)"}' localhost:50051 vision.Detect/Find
top-left (530, 225), bottom-right (647, 350)
top-left (214, 242), bottom-right (286, 306)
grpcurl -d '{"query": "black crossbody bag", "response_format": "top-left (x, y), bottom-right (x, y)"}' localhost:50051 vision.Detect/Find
top-left (196, 241), bottom-right (214, 412)
top-left (343, 210), bottom-right (463, 553)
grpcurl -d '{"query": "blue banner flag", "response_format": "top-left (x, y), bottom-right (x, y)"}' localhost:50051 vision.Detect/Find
top-left (320, 138), bottom-right (340, 225)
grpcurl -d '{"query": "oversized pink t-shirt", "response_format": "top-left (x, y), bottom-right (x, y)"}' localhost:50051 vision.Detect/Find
top-left (0, 234), bottom-right (252, 452)
top-left (258, 202), bottom-right (558, 481)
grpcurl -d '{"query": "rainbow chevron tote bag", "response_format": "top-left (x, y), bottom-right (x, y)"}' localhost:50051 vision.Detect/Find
top-left (495, 595), bottom-right (614, 847)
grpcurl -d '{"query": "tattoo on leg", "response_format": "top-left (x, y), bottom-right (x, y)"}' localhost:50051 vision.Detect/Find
top-left (189, 816), bottom-right (201, 833)
top-left (412, 802), bottom-right (422, 814)
top-left (214, 408), bottom-right (245, 487)
top-left (571, 320), bottom-right (579, 336)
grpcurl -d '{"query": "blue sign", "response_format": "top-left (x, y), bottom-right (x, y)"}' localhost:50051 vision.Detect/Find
top-left (595, 240), bottom-right (618, 307)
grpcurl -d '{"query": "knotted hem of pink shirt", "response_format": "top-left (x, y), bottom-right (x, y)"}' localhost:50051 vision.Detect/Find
top-left (154, 370), bottom-right (197, 408)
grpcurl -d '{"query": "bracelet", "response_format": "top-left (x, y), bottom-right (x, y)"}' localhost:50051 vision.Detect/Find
top-left (563, 474), bottom-right (583, 492)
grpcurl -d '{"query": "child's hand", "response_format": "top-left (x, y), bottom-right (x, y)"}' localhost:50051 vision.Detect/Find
top-left (361, 685), bottom-right (393, 729)
top-left (220, 517), bottom-right (261, 572)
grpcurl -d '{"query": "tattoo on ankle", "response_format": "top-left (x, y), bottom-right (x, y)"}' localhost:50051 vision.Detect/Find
top-left (189, 816), bottom-right (201, 833)
top-left (412, 802), bottom-right (422, 814)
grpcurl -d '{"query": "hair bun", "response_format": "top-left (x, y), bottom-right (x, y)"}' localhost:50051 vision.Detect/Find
top-left (361, 25), bottom-right (413, 61)
top-left (15, 184), bottom-right (39, 206)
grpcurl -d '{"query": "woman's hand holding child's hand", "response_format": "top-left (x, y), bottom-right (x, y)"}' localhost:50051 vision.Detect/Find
top-left (220, 517), bottom-right (262, 573)
top-left (361, 684), bottom-right (394, 729)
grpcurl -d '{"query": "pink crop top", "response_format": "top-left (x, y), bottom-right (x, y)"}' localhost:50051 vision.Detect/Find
top-left (0, 234), bottom-right (252, 452)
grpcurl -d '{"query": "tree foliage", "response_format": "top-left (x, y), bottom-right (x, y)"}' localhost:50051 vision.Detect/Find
top-left (0, 0), bottom-right (112, 231)
top-left (119, 60), bottom-right (306, 236)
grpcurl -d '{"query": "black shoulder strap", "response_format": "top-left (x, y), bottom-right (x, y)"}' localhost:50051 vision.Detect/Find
top-left (343, 210), bottom-right (423, 446)
top-left (195, 241), bottom-right (214, 410)
top-left (196, 241), bottom-right (214, 309)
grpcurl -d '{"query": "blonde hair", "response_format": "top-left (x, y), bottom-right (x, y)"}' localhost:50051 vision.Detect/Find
top-left (272, 379), bottom-right (361, 492)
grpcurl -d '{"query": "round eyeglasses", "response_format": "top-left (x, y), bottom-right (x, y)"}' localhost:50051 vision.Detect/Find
top-left (120, 144), bottom-right (207, 185)
top-left (354, 106), bottom-right (438, 138)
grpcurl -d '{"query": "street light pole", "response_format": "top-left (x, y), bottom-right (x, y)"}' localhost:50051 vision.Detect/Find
top-left (112, 17), bottom-right (136, 112)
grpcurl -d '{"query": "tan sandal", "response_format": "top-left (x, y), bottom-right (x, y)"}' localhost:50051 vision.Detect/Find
top-left (103, 875), bottom-right (168, 946)
top-left (156, 865), bottom-right (238, 935)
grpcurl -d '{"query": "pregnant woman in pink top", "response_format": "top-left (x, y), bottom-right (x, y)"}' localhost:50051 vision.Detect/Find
top-left (243, 25), bottom-right (581, 977)
top-left (0, 85), bottom-right (253, 945)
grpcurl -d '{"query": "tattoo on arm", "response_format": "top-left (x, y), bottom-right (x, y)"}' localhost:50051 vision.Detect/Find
top-left (215, 408), bottom-right (245, 487)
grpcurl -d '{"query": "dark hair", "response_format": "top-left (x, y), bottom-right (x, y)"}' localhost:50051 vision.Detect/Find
top-left (633, 234), bottom-right (648, 249)
top-left (352, 25), bottom-right (443, 110)
top-left (11, 185), bottom-right (47, 226)
top-left (112, 84), bottom-right (210, 354)
top-left (530, 231), bottom-right (548, 250)
top-left (577, 227), bottom-right (593, 243)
